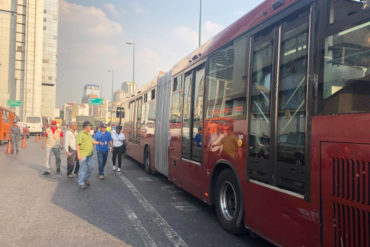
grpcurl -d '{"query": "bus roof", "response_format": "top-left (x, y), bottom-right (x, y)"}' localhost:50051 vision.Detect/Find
top-left (172, 0), bottom-right (296, 75)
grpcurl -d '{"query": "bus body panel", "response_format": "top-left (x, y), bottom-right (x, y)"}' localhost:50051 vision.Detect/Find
top-left (312, 114), bottom-right (370, 247)
top-left (0, 107), bottom-right (15, 143)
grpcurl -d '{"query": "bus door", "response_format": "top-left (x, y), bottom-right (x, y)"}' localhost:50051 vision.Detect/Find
top-left (246, 7), bottom-right (315, 242)
top-left (178, 64), bottom-right (206, 197)
top-left (168, 75), bottom-right (183, 183)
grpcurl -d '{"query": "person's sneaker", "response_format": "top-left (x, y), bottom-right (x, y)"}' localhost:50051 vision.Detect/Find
top-left (85, 180), bottom-right (90, 186)
top-left (80, 184), bottom-right (88, 190)
top-left (43, 171), bottom-right (50, 175)
top-left (56, 168), bottom-right (61, 173)
top-left (99, 175), bottom-right (104, 180)
top-left (113, 166), bottom-right (116, 171)
top-left (67, 174), bottom-right (73, 178)
top-left (117, 168), bottom-right (121, 172)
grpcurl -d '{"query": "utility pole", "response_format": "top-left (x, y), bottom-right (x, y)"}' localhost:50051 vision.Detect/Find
top-left (199, 0), bottom-right (202, 47)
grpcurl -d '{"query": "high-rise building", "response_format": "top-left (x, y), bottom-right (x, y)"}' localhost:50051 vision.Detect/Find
top-left (41, 0), bottom-right (58, 119)
top-left (83, 84), bottom-right (100, 97)
top-left (0, 1), bottom-right (17, 108)
top-left (121, 81), bottom-right (137, 97)
top-left (23, 0), bottom-right (44, 119)
top-left (0, 0), bottom-right (58, 121)
top-left (113, 89), bottom-right (125, 103)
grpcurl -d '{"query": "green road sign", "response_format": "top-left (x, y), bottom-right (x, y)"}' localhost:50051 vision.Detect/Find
top-left (88, 98), bottom-right (104, 105)
top-left (7, 100), bottom-right (22, 107)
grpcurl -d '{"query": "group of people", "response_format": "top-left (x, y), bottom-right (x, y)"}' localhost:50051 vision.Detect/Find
top-left (42, 120), bottom-right (127, 189)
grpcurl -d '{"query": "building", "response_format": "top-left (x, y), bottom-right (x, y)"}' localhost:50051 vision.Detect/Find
top-left (113, 89), bottom-right (125, 103)
top-left (83, 84), bottom-right (100, 97)
top-left (41, 0), bottom-right (59, 119)
top-left (0, 0), bottom-right (58, 121)
top-left (63, 103), bottom-right (73, 123)
top-left (121, 81), bottom-right (137, 97)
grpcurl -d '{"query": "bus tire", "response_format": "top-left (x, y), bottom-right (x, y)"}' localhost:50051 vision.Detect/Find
top-left (215, 169), bottom-right (244, 234)
top-left (144, 148), bottom-right (151, 174)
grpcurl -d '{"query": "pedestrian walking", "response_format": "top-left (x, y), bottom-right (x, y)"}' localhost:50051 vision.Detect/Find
top-left (94, 123), bottom-right (113, 180)
top-left (111, 125), bottom-right (126, 172)
top-left (42, 120), bottom-right (64, 175)
top-left (76, 121), bottom-right (102, 189)
top-left (64, 122), bottom-right (79, 178)
top-left (9, 120), bottom-right (21, 154)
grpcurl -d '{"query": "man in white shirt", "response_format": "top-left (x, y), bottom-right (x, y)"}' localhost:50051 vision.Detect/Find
top-left (111, 125), bottom-right (126, 172)
top-left (65, 122), bottom-right (79, 178)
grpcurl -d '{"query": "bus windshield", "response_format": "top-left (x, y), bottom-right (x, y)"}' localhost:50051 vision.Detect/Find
top-left (26, 117), bottom-right (41, 123)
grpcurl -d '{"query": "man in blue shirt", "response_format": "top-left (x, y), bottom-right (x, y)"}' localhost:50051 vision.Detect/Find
top-left (94, 123), bottom-right (113, 180)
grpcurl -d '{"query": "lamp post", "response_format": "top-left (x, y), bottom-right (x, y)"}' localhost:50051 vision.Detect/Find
top-left (199, 0), bottom-right (202, 47)
top-left (126, 42), bottom-right (135, 85)
top-left (107, 69), bottom-right (114, 121)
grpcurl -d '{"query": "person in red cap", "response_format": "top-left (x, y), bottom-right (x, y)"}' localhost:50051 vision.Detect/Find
top-left (42, 120), bottom-right (64, 175)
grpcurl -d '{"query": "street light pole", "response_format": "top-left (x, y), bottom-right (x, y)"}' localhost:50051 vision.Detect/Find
top-left (126, 42), bottom-right (135, 84)
top-left (107, 69), bottom-right (114, 121)
top-left (199, 0), bottom-right (202, 47)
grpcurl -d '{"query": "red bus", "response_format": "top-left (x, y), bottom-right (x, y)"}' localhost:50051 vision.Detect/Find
top-left (0, 106), bottom-right (16, 144)
top-left (124, 1), bottom-right (370, 246)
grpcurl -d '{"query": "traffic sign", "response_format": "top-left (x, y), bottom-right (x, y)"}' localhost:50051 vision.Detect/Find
top-left (7, 100), bottom-right (22, 107)
top-left (88, 98), bottom-right (104, 105)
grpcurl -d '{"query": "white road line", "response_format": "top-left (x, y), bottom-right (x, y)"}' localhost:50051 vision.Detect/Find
top-left (119, 174), bottom-right (189, 247)
top-left (123, 205), bottom-right (157, 247)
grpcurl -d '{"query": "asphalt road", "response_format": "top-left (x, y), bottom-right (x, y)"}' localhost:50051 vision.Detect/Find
top-left (0, 140), bottom-right (274, 247)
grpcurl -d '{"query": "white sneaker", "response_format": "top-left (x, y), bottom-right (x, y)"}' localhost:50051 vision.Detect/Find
top-left (117, 168), bottom-right (121, 172)
top-left (113, 166), bottom-right (116, 171)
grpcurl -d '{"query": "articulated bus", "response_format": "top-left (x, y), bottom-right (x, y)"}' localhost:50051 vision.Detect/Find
top-left (0, 106), bottom-right (16, 144)
top-left (124, 1), bottom-right (370, 246)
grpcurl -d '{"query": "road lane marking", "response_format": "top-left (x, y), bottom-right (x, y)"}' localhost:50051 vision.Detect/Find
top-left (119, 175), bottom-right (189, 247)
top-left (123, 205), bottom-right (157, 247)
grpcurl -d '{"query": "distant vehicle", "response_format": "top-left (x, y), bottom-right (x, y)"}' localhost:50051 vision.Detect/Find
top-left (17, 121), bottom-right (30, 138)
top-left (0, 106), bottom-right (16, 144)
top-left (26, 116), bottom-right (43, 135)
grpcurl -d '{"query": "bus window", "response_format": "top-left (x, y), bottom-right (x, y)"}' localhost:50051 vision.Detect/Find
top-left (329, 0), bottom-right (369, 24)
top-left (3, 110), bottom-right (9, 123)
top-left (170, 76), bottom-right (182, 124)
top-left (319, 21), bottom-right (370, 114)
top-left (136, 97), bottom-right (142, 142)
top-left (192, 66), bottom-right (205, 162)
top-left (206, 36), bottom-right (248, 119)
top-left (276, 11), bottom-right (309, 194)
top-left (182, 72), bottom-right (192, 158)
top-left (248, 29), bottom-right (274, 184)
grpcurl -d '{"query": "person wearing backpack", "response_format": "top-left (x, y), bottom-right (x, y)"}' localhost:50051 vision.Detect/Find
top-left (111, 125), bottom-right (126, 172)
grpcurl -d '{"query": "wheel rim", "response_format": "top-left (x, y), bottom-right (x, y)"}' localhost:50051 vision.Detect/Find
top-left (219, 181), bottom-right (237, 221)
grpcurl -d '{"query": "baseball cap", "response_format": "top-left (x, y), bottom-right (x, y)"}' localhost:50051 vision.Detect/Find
top-left (100, 123), bottom-right (107, 128)
top-left (51, 120), bottom-right (57, 125)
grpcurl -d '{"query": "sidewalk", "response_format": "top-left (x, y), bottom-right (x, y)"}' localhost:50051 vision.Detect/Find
top-left (0, 141), bottom-right (130, 247)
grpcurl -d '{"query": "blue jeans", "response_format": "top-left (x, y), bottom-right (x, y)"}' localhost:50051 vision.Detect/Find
top-left (78, 155), bottom-right (94, 186)
top-left (97, 151), bottom-right (108, 175)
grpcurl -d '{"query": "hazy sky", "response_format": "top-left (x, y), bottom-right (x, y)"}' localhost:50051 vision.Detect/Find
top-left (56, 0), bottom-right (264, 106)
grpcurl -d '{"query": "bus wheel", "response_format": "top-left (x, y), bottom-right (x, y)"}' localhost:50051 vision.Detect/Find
top-left (215, 169), bottom-right (244, 234)
top-left (144, 148), bottom-right (151, 174)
